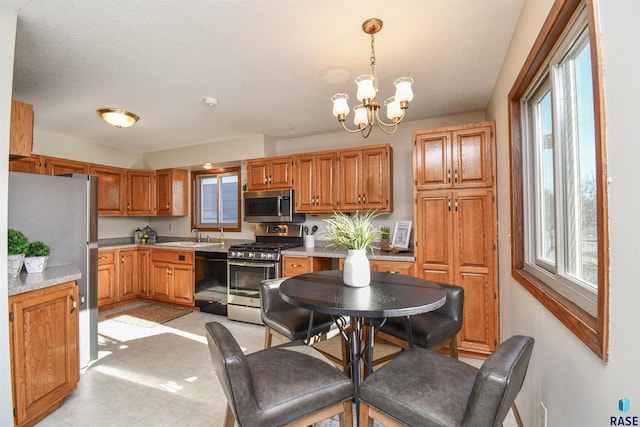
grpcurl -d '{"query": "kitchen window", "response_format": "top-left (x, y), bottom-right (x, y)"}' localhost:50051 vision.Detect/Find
top-left (192, 167), bottom-right (241, 232)
top-left (509, 0), bottom-right (608, 359)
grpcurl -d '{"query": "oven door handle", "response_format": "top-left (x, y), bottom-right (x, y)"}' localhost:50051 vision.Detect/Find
top-left (229, 260), bottom-right (278, 269)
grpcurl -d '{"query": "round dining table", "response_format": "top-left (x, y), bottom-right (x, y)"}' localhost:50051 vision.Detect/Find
top-left (279, 269), bottom-right (447, 421)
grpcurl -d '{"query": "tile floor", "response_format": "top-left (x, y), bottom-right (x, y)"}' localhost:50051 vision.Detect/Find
top-left (36, 303), bottom-right (518, 426)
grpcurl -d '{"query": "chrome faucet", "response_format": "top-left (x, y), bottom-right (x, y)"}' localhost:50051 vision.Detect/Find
top-left (191, 228), bottom-right (201, 242)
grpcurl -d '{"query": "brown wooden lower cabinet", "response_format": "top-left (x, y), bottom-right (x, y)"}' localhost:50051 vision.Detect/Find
top-left (98, 247), bottom-right (195, 308)
top-left (119, 248), bottom-right (140, 301)
top-left (337, 258), bottom-right (415, 277)
top-left (282, 255), bottom-right (333, 277)
top-left (369, 260), bottom-right (415, 276)
top-left (97, 249), bottom-right (117, 306)
top-left (414, 189), bottom-right (498, 357)
top-left (9, 281), bottom-right (79, 427)
top-left (150, 249), bottom-right (194, 305)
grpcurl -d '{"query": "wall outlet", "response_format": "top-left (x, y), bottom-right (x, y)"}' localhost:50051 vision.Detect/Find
top-left (169, 223), bottom-right (173, 231)
top-left (540, 401), bottom-right (547, 427)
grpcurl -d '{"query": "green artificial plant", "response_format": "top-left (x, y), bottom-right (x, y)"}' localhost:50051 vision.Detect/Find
top-left (26, 241), bottom-right (50, 257)
top-left (8, 229), bottom-right (29, 255)
top-left (323, 211), bottom-right (380, 251)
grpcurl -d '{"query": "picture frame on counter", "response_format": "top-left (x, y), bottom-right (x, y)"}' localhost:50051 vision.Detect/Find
top-left (391, 221), bottom-right (412, 249)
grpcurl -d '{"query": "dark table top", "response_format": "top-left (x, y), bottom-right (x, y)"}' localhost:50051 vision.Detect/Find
top-left (279, 270), bottom-right (447, 318)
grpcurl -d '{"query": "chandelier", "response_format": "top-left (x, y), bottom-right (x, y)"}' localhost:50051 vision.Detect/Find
top-left (331, 18), bottom-right (414, 138)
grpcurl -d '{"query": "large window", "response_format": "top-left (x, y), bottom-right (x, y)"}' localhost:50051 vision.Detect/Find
top-left (509, 0), bottom-right (608, 359)
top-left (192, 167), bottom-right (241, 232)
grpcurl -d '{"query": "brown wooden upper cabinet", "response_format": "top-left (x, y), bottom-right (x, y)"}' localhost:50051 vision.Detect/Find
top-left (338, 144), bottom-right (393, 212)
top-left (414, 123), bottom-right (494, 191)
top-left (246, 155), bottom-right (294, 191)
top-left (9, 99), bottom-right (33, 159)
top-left (90, 164), bottom-right (127, 215)
top-left (156, 168), bottom-right (189, 216)
top-left (295, 151), bottom-right (339, 213)
top-left (44, 157), bottom-right (89, 175)
top-left (8, 155), bottom-right (43, 174)
top-left (126, 169), bottom-right (156, 216)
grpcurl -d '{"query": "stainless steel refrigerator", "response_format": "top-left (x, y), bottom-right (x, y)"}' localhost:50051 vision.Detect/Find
top-left (8, 172), bottom-right (98, 368)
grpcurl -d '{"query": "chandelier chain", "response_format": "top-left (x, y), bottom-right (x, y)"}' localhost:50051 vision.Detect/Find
top-left (369, 34), bottom-right (377, 77)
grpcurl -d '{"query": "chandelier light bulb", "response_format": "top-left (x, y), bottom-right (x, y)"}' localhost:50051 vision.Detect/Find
top-left (385, 97), bottom-right (403, 120)
top-left (331, 93), bottom-right (350, 118)
top-left (355, 74), bottom-right (376, 102)
top-left (394, 77), bottom-right (415, 103)
top-left (353, 105), bottom-right (368, 127)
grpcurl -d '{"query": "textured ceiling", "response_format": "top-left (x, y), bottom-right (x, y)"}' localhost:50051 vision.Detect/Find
top-left (3, 0), bottom-right (524, 153)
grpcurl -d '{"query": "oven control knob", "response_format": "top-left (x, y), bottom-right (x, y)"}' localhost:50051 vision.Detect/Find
top-left (248, 252), bottom-right (255, 258)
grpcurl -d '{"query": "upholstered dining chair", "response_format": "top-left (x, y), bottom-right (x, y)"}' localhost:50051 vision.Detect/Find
top-left (358, 335), bottom-right (535, 427)
top-left (205, 321), bottom-right (354, 427)
top-left (260, 278), bottom-right (335, 348)
top-left (376, 282), bottom-right (464, 358)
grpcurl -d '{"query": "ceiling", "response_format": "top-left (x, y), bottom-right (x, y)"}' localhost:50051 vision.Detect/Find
top-left (2, 0), bottom-right (524, 153)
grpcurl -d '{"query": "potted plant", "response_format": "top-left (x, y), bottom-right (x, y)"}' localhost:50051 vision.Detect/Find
top-left (324, 211), bottom-right (379, 287)
top-left (8, 228), bottom-right (29, 279)
top-left (24, 240), bottom-right (50, 273)
top-left (380, 225), bottom-right (391, 249)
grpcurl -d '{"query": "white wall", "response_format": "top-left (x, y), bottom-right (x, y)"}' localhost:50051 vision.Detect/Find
top-left (0, 10), bottom-right (17, 427)
top-left (487, 0), bottom-right (640, 425)
top-left (33, 129), bottom-right (145, 169)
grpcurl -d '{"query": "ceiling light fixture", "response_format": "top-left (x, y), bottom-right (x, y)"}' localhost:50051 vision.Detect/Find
top-left (97, 108), bottom-right (139, 128)
top-left (203, 96), bottom-right (219, 106)
top-left (331, 18), bottom-right (414, 138)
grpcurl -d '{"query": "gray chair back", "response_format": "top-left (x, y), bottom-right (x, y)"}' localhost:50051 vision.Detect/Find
top-left (260, 278), bottom-right (289, 322)
top-left (463, 335), bottom-right (534, 426)
top-left (205, 322), bottom-right (257, 424)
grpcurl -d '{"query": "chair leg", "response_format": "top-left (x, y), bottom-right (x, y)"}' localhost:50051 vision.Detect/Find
top-left (339, 400), bottom-right (353, 427)
top-left (264, 327), bottom-right (273, 349)
top-left (450, 335), bottom-right (459, 359)
top-left (224, 404), bottom-right (235, 427)
top-left (358, 402), bottom-right (374, 427)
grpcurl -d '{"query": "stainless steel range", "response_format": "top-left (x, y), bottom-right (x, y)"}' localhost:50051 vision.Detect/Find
top-left (227, 224), bottom-right (303, 324)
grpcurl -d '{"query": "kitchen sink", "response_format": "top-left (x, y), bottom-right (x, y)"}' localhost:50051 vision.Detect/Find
top-left (155, 241), bottom-right (216, 248)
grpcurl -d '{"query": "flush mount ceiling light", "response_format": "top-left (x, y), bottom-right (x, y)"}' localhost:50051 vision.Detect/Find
top-left (97, 108), bottom-right (139, 128)
top-left (331, 18), bottom-right (414, 138)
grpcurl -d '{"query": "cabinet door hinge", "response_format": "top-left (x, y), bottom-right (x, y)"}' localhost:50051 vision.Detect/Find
top-left (13, 407), bottom-right (17, 417)
top-left (9, 312), bottom-right (14, 322)
top-left (493, 244), bottom-right (496, 250)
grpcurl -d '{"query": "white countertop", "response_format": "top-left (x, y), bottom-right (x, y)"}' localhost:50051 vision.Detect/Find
top-left (8, 264), bottom-right (82, 296)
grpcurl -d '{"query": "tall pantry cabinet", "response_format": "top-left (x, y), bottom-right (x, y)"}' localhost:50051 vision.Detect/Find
top-left (413, 121), bottom-right (498, 357)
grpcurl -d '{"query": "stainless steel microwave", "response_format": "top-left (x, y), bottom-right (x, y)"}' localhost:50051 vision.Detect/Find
top-left (243, 189), bottom-right (306, 223)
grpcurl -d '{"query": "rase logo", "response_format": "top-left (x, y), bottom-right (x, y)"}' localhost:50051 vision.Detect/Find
top-left (611, 398), bottom-right (639, 426)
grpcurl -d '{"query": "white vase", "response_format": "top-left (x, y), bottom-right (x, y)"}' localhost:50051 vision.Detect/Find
top-left (24, 256), bottom-right (49, 274)
top-left (8, 254), bottom-right (25, 279)
top-left (343, 249), bottom-right (370, 287)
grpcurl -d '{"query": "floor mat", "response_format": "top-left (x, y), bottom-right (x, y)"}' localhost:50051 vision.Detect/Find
top-left (103, 303), bottom-right (191, 327)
